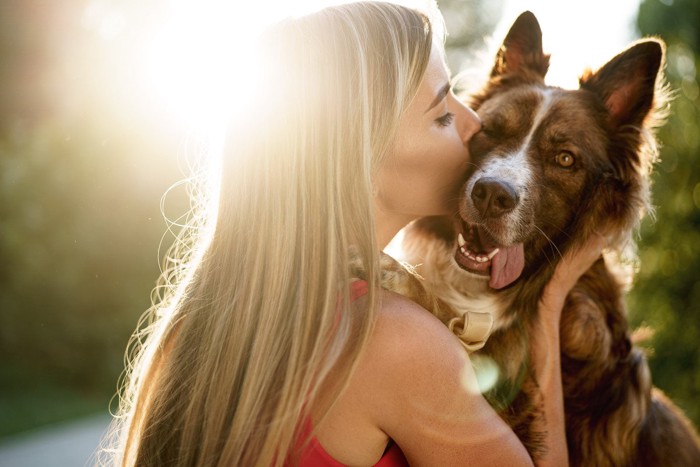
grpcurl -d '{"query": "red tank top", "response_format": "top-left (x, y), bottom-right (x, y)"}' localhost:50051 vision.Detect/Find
top-left (285, 280), bottom-right (409, 466)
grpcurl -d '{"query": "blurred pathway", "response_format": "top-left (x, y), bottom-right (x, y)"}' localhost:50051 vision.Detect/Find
top-left (0, 413), bottom-right (111, 467)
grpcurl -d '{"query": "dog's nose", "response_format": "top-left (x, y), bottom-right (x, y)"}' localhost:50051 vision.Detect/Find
top-left (471, 177), bottom-right (519, 218)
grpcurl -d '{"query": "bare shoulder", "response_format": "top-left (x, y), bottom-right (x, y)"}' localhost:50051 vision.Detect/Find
top-left (354, 289), bottom-right (533, 466)
top-left (369, 289), bottom-right (474, 383)
top-left (360, 288), bottom-right (479, 407)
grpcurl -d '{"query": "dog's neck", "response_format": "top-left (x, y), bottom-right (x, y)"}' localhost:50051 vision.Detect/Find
top-left (402, 230), bottom-right (521, 331)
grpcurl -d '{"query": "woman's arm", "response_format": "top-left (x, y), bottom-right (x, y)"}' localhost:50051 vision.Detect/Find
top-left (530, 234), bottom-right (608, 466)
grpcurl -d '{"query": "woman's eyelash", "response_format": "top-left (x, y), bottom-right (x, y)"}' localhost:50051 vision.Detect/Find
top-left (435, 112), bottom-right (455, 127)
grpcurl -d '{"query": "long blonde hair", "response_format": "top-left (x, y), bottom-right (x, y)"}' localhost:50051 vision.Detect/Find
top-left (105, 2), bottom-right (440, 465)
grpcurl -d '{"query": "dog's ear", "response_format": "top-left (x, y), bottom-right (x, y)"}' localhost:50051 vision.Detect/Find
top-left (579, 40), bottom-right (664, 128)
top-left (491, 11), bottom-right (550, 78)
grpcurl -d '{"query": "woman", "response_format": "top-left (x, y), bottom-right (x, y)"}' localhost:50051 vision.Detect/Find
top-left (108, 2), bottom-right (604, 466)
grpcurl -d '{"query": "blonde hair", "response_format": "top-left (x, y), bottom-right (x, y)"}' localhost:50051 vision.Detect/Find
top-left (103, 2), bottom-right (441, 466)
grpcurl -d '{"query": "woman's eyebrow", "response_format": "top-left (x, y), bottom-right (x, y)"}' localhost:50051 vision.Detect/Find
top-left (424, 82), bottom-right (451, 113)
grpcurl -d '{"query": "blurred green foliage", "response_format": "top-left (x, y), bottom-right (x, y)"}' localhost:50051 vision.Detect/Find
top-left (627, 0), bottom-right (700, 427)
top-left (0, 0), bottom-right (187, 436)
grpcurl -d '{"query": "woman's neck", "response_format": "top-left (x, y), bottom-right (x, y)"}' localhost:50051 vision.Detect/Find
top-left (375, 212), bottom-right (413, 251)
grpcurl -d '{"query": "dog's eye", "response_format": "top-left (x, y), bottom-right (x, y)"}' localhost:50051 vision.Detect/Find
top-left (555, 151), bottom-right (576, 168)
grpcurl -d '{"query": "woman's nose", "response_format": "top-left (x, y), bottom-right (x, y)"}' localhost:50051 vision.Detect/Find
top-left (458, 103), bottom-right (481, 145)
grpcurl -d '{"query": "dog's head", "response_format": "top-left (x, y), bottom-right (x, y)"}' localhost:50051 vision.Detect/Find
top-left (408, 12), bottom-right (667, 292)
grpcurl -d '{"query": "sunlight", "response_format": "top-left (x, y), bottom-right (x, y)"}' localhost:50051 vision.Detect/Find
top-left (496, 0), bottom-right (642, 88)
top-left (143, 0), bottom-right (371, 138)
top-left (146, 2), bottom-right (257, 137)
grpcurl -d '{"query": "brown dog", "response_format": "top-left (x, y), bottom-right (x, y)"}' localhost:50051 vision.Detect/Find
top-left (375, 11), bottom-right (700, 467)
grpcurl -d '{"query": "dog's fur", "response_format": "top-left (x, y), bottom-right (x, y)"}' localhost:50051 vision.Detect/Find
top-left (381, 12), bottom-right (700, 467)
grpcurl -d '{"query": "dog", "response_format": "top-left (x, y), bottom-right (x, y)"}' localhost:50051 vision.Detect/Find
top-left (384, 11), bottom-right (700, 467)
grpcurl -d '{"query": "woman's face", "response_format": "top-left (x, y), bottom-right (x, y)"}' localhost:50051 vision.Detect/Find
top-left (376, 45), bottom-right (481, 225)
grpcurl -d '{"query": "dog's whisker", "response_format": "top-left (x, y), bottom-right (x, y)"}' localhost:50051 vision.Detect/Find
top-left (534, 224), bottom-right (563, 262)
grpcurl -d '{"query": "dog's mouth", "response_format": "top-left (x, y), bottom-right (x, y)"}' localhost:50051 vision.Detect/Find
top-left (454, 221), bottom-right (525, 290)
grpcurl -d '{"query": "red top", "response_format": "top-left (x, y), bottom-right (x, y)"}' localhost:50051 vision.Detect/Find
top-left (348, 279), bottom-right (369, 301)
top-left (290, 416), bottom-right (408, 466)
top-left (285, 280), bottom-right (409, 466)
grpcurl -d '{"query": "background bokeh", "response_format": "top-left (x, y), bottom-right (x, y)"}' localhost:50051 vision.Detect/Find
top-left (0, 0), bottom-right (698, 438)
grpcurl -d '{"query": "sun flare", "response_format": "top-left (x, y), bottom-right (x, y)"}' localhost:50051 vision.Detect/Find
top-left (146, 2), bottom-right (256, 136)
top-left (144, 0), bottom-right (358, 137)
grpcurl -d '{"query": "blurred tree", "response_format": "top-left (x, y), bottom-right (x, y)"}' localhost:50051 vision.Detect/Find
top-left (629, 0), bottom-right (700, 427)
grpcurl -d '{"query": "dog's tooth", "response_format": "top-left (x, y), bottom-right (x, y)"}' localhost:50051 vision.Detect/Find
top-left (460, 246), bottom-right (467, 255)
top-left (487, 248), bottom-right (500, 260)
top-left (468, 255), bottom-right (477, 261)
top-left (458, 233), bottom-right (466, 247)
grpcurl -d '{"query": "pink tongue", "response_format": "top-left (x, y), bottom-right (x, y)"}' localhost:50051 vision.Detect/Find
top-left (489, 243), bottom-right (525, 289)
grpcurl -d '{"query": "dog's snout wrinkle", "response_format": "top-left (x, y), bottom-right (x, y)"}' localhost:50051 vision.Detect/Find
top-left (471, 177), bottom-right (520, 219)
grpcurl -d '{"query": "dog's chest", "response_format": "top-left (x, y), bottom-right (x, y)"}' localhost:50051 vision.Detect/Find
top-left (417, 252), bottom-right (516, 331)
